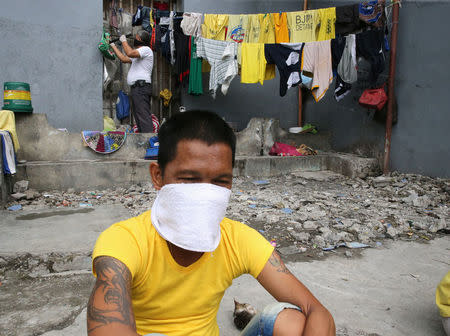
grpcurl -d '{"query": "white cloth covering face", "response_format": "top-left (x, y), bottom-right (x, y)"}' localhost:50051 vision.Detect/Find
top-left (151, 183), bottom-right (231, 252)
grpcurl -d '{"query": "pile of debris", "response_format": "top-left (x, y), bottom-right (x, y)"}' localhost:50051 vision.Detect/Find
top-left (5, 171), bottom-right (449, 257)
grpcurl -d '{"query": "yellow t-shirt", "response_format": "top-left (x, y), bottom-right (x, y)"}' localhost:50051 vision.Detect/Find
top-left (258, 13), bottom-right (275, 44)
top-left (92, 211), bottom-right (274, 336)
top-left (317, 7), bottom-right (336, 41)
top-left (246, 14), bottom-right (261, 43)
top-left (226, 15), bottom-right (249, 65)
top-left (201, 14), bottom-right (229, 40)
top-left (287, 9), bottom-right (319, 43)
top-left (437, 271), bottom-right (450, 317)
top-left (273, 12), bottom-right (290, 43)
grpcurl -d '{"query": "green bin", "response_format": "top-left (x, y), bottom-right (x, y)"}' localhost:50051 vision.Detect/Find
top-left (2, 82), bottom-right (33, 112)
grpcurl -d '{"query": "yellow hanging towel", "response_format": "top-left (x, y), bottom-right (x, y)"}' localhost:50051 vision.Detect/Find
top-left (0, 110), bottom-right (20, 151)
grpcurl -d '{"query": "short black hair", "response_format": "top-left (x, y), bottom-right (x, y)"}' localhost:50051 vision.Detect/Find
top-left (137, 29), bottom-right (150, 45)
top-left (157, 110), bottom-right (236, 174)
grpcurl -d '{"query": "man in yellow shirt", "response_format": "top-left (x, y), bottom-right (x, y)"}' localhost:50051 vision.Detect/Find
top-left (87, 110), bottom-right (335, 336)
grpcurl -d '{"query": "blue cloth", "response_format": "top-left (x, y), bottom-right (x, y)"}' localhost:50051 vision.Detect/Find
top-left (144, 302), bottom-right (302, 336)
top-left (0, 130), bottom-right (16, 175)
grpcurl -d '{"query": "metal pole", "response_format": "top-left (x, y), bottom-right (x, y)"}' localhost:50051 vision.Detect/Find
top-left (297, 0), bottom-right (308, 127)
top-left (383, 1), bottom-right (400, 174)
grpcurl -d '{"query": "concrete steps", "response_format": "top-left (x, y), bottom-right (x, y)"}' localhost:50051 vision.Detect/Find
top-left (16, 153), bottom-right (380, 192)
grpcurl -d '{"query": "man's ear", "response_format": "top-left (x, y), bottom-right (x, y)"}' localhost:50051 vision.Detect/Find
top-left (149, 162), bottom-right (163, 190)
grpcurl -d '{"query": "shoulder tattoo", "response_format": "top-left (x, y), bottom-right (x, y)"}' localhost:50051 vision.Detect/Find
top-left (87, 256), bottom-right (136, 333)
top-left (268, 251), bottom-right (290, 274)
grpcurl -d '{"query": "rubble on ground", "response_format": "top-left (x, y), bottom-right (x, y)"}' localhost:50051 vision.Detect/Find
top-left (5, 171), bottom-right (450, 257)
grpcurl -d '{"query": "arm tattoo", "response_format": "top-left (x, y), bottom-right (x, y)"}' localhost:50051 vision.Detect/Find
top-left (87, 256), bottom-right (136, 333)
top-left (268, 252), bottom-right (290, 274)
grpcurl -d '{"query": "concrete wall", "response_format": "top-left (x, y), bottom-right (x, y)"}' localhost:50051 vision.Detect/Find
top-left (181, 0), bottom-right (450, 177)
top-left (0, 1), bottom-right (103, 132)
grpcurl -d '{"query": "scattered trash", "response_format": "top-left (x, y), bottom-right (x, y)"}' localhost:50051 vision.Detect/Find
top-left (270, 239), bottom-right (277, 247)
top-left (258, 230), bottom-right (265, 234)
top-left (248, 204), bottom-right (256, 209)
top-left (235, 191), bottom-right (243, 195)
top-left (62, 200), bottom-right (70, 207)
top-left (346, 242), bottom-right (370, 249)
top-left (7, 204), bottom-right (22, 211)
top-left (252, 180), bottom-right (270, 186)
top-left (345, 251), bottom-right (353, 258)
top-left (79, 203), bottom-right (93, 208)
top-left (376, 242), bottom-right (382, 247)
top-left (281, 208), bottom-right (293, 214)
top-left (323, 242), bottom-right (370, 251)
top-left (43, 194), bottom-right (53, 198)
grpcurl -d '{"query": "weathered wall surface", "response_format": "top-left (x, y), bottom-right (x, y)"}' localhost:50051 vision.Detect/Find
top-left (0, 1), bottom-right (103, 132)
top-left (181, 0), bottom-right (450, 177)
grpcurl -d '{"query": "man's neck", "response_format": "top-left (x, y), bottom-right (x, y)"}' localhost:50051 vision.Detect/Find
top-left (166, 241), bottom-right (204, 267)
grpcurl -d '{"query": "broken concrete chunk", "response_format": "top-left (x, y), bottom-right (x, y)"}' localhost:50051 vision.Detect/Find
top-left (13, 180), bottom-right (29, 193)
top-left (11, 193), bottom-right (27, 200)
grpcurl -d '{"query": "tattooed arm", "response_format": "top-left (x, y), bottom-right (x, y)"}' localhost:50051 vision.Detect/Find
top-left (87, 256), bottom-right (139, 336)
top-left (257, 251), bottom-right (335, 336)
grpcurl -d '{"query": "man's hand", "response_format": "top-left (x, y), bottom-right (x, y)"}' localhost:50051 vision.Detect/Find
top-left (110, 42), bottom-right (116, 48)
top-left (257, 251), bottom-right (335, 336)
top-left (119, 35), bottom-right (127, 43)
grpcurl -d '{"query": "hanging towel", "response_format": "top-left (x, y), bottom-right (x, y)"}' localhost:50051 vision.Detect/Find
top-left (0, 110), bottom-right (20, 151)
top-left (0, 130), bottom-right (16, 175)
top-left (196, 37), bottom-right (238, 98)
top-left (300, 40), bottom-right (333, 102)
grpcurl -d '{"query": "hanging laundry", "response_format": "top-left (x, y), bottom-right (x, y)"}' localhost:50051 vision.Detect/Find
top-left (338, 34), bottom-right (357, 84)
top-left (110, 0), bottom-right (119, 29)
top-left (0, 110), bottom-right (20, 150)
top-left (258, 13), bottom-right (276, 44)
top-left (317, 7), bottom-right (336, 41)
top-left (169, 11), bottom-right (176, 65)
top-left (241, 43), bottom-right (275, 85)
top-left (141, 7), bottom-right (153, 32)
top-left (227, 15), bottom-right (248, 43)
top-left (202, 14), bottom-right (229, 40)
top-left (287, 10), bottom-right (319, 43)
top-left (173, 17), bottom-right (191, 82)
top-left (300, 40), bottom-right (333, 102)
top-left (181, 12), bottom-right (203, 37)
top-left (226, 15), bottom-right (249, 64)
top-left (359, 0), bottom-right (385, 28)
top-left (334, 75), bottom-right (352, 101)
top-left (196, 37), bottom-right (238, 98)
top-left (336, 4), bottom-right (362, 35)
top-left (132, 5), bottom-right (144, 26)
top-left (265, 43), bottom-right (305, 97)
top-left (188, 36), bottom-right (203, 95)
top-left (273, 12), bottom-right (289, 43)
top-left (331, 35), bottom-right (346, 72)
top-left (0, 130), bottom-right (16, 175)
top-left (356, 28), bottom-right (385, 85)
top-left (246, 14), bottom-right (261, 43)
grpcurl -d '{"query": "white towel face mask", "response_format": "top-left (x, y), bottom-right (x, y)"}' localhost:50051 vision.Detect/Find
top-left (151, 183), bottom-right (231, 252)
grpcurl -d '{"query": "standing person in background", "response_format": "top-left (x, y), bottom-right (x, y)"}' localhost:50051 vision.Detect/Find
top-left (111, 30), bottom-right (154, 133)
